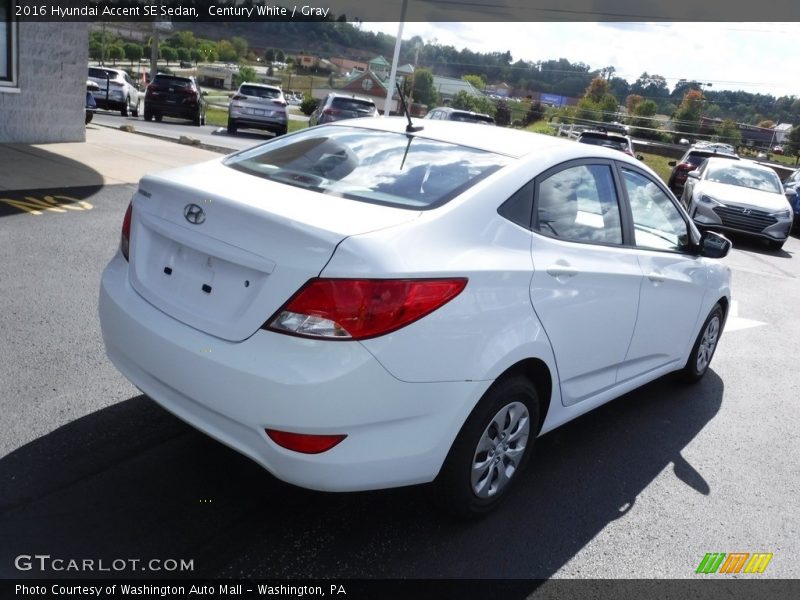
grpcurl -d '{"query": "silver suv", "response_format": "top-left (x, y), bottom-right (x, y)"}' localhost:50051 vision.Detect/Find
top-left (227, 83), bottom-right (288, 136)
top-left (87, 67), bottom-right (141, 117)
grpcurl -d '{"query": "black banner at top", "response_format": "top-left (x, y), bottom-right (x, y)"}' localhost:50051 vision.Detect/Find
top-left (10, 0), bottom-right (800, 23)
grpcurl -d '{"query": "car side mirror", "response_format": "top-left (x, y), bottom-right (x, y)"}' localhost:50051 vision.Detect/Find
top-left (698, 230), bottom-right (731, 259)
top-left (636, 154), bottom-right (644, 161)
top-left (201, 90), bottom-right (208, 96)
top-left (687, 171), bottom-right (700, 180)
top-left (668, 160), bottom-right (677, 167)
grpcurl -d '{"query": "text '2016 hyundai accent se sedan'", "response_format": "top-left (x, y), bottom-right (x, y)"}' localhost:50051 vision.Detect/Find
top-left (99, 118), bottom-right (732, 517)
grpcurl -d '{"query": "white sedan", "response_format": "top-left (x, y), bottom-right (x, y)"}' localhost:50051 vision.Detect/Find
top-left (99, 118), bottom-right (732, 517)
top-left (683, 157), bottom-right (794, 251)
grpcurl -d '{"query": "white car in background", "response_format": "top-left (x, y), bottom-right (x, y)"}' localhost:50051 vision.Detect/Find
top-left (683, 157), bottom-right (793, 251)
top-left (99, 119), bottom-right (732, 517)
top-left (88, 66), bottom-right (141, 117)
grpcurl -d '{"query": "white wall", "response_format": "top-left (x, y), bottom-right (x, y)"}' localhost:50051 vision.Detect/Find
top-left (0, 23), bottom-right (88, 144)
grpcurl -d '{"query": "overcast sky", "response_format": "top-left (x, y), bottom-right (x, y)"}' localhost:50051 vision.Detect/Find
top-left (361, 22), bottom-right (797, 99)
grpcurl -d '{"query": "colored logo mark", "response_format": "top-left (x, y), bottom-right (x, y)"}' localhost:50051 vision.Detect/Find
top-left (696, 552), bottom-right (773, 574)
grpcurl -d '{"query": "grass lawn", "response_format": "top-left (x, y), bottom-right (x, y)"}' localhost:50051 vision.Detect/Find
top-left (205, 106), bottom-right (308, 134)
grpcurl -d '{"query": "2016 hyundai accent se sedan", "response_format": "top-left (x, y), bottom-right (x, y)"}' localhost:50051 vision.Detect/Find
top-left (99, 118), bottom-right (732, 517)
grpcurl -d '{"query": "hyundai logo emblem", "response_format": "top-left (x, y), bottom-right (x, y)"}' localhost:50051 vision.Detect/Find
top-left (184, 203), bottom-right (206, 225)
top-left (741, 209), bottom-right (752, 215)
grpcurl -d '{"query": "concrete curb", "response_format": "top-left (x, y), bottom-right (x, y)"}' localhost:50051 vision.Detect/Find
top-left (92, 122), bottom-right (238, 156)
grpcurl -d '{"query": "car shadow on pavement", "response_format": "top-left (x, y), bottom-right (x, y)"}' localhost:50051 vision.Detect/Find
top-left (725, 232), bottom-right (794, 258)
top-left (0, 372), bottom-right (723, 580)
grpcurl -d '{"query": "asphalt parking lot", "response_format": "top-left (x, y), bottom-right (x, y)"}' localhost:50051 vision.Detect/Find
top-left (1, 176), bottom-right (799, 586)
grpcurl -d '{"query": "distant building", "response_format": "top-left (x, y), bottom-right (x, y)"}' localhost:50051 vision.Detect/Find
top-left (330, 57), bottom-right (367, 75)
top-left (486, 82), bottom-right (512, 98)
top-left (431, 75), bottom-right (483, 101)
top-left (773, 123), bottom-right (794, 144)
top-left (1, 19), bottom-right (87, 143)
top-left (197, 64), bottom-right (236, 90)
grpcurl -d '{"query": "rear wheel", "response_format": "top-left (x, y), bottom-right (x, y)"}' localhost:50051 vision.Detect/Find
top-left (680, 303), bottom-right (723, 383)
top-left (432, 376), bottom-right (539, 518)
top-left (143, 108), bottom-right (153, 121)
top-left (192, 111), bottom-right (201, 126)
top-left (131, 98), bottom-right (140, 118)
top-left (227, 119), bottom-right (237, 134)
top-left (154, 114), bottom-right (163, 122)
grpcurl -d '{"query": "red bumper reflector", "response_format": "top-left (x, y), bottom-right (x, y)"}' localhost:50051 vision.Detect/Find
top-left (266, 429), bottom-right (347, 454)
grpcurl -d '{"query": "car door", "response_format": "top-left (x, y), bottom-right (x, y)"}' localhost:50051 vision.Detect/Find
top-left (529, 160), bottom-right (642, 407)
top-left (616, 165), bottom-right (708, 382)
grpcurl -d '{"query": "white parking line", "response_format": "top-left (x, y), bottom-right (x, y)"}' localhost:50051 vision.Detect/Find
top-left (725, 300), bottom-right (767, 333)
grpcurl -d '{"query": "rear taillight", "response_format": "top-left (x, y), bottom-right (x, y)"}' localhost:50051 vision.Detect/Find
top-left (120, 202), bottom-right (132, 261)
top-left (266, 429), bottom-right (346, 454)
top-left (232, 94), bottom-right (247, 100)
top-left (677, 163), bottom-right (695, 171)
top-left (265, 278), bottom-right (468, 340)
top-left (323, 108), bottom-right (342, 117)
top-left (273, 99), bottom-right (287, 107)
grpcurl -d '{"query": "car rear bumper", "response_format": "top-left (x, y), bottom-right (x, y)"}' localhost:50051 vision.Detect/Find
top-left (228, 107), bottom-right (287, 132)
top-left (99, 253), bottom-right (484, 492)
top-left (145, 100), bottom-right (200, 118)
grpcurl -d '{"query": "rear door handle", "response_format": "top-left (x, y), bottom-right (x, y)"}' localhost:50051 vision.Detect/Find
top-left (546, 264), bottom-right (578, 281)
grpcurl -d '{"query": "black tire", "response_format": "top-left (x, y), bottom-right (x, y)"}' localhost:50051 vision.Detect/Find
top-left (143, 108), bottom-right (153, 122)
top-left (679, 303), bottom-right (724, 383)
top-left (227, 119), bottom-right (237, 134)
top-left (274, 127), bottom-right (287, 137)
top-left (192, 111), bottom-right (201, 126)
top-left (154, 114), bottom-right (163, 122)
top-left (121, 97), bottom-right (129, 117)
top-left (432, 376), bottom-right (539, 518)
top-left (131, 98), bottom-right (139, 118)
top-left (85, 111), bottom-right (93, 125)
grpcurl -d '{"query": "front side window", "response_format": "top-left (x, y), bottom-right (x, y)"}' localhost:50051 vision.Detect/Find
top-left (534, 164), bottom-right (622, 245)
top-left (1, 0), bottom-right (18, 89)
top-left (622, 167), bottom-right (690, 252)
top-left (224, 126), bottom-right (511, 209)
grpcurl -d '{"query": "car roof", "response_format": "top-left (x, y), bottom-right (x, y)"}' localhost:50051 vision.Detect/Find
top-left (329, 93), bottom-right (374, 103)
top-left (325, 116), bottom-right (644, 162)
top-left (705, 156), bottom-right (773, 172)
top-left (579, 130), bottom-right (629, 140)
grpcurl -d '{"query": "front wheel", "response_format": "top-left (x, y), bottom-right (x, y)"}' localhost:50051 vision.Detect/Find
top-left (679, 303), bottom-right (723, 383)
top-left (432, 376), bottom-right (539, 518)
top-left (121, 97), bottom-right (129, 117)
top-left (131, 98), bottom-right (140, 118)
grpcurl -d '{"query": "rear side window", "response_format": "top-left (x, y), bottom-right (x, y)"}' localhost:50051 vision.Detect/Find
top-left (89, 68), bottom-right (118, 80)
top-left (240, 85), bottom-right (281, 99)
top-left (534, 164), bottom-right (622, 245)
top-left (330, 98), bottom-right (375, 112)
top-left (224, 126), bottom-right (511, 209)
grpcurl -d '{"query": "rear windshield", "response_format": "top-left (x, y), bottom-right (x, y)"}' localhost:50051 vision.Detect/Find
top-left (686, 152), bottom-right (737, 166)
top-left (89, 68), bottom-right (119, 80)
top-left (240, 85), bottom-right (282, 99)
top-left (330, 98), bottom-right (376, 112)
top-left (223, 126), bottom-right (511, 209)
top-left (153, 75), bottom-right (193, 87)
top-left (450, 112), bottom-right (495, 124)
top-left (578, 134), bottom-right (627, 152)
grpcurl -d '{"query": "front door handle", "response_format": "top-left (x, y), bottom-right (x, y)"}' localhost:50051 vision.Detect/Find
top-left (647, 271), bottom-right (665, 283)
top-left (546, 264), bottom-right (578, 281)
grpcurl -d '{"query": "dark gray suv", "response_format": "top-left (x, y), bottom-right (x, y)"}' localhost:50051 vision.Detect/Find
top-left (309, 93), bottom-right (378, 126)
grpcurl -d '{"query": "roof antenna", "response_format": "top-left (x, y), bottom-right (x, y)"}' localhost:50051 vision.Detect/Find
top-left (396, 82), bottom-right (423, 133)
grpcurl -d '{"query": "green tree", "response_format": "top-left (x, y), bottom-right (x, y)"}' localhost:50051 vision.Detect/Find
top-left (197, 42), bottom-right (218, 63)
top-left (412, 68), bottom-right (438, 107)
top-left (161, 47), bottom-right (177, 65)
top-left (217, 40), bottom-right (238, 63)
top-left (300, 94), bottom-right (318, 116)
top-left (265, 48), bottom-right (275, 64)
top-left (190, 49), bottom-right (203, 64)
top-left (89, 41), bottom-right (103, 61)
top-left (714, 119), bottom-right (742, 148)
top-left (462, 74), bottom-right (485, 91)
top-left (629, 99), bottom-right (658, 139)
top-left (786, 125), bottom-right (800, 156)
top-left (275, 49), bottom-right (286, 62)
top-left (106, 45), bottom-right (124, 66)
top-left (123, 43), bottom-right (142, 65)
top-left (177, 48), bottom-right (191, 63)
top-left (231, 36), bottom-right (248, 60)
top-left (233, 66), bottom-right (257, 88)
top-left (673, 89), bottom-right (705, 138)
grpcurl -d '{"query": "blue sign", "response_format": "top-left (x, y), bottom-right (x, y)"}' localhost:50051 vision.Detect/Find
top-left (541, 93), bottom-right (566, 107)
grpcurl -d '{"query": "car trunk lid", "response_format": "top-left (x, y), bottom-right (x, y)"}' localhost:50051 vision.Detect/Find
top-left (128, 160), bottom-right (420, 342)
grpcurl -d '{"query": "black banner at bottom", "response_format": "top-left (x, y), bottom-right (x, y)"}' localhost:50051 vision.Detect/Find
top-left (3, 579), bottom-right (800, 600)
